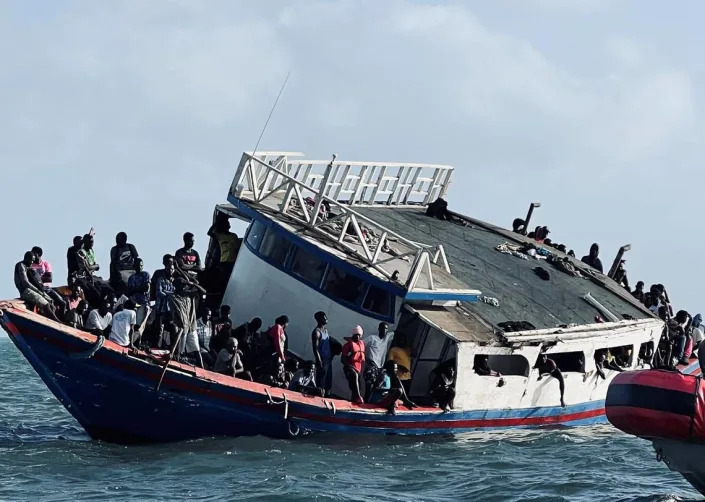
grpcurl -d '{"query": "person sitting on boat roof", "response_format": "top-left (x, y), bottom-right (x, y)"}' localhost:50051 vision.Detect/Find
top-left (64, 300), bottom-right (89, 330)
top-left (209, 305), bottom-right (233, 354)
top-left (85, 300), bottom-right (113, 338)
top-left (26, 257), bottom-right (67, 316)
top-left (175, 232), bottom-right (203, 281)
top-left (171, 277), bottom-right (206, 362)
top-left (288, 360), bottom-right (322, 396)
top-left (568, 249), bottom-right (576, 258)
top-left (632, 281), bottom-right (645, 303)
top-left (213, 338), bottom-right (252, 380)
top-left (613, 260), bottom-right (630, 290)
top-left (155, 260), bottom-right (176, 348)
top-left (233, 317), bottom-right (262, 372)
top-left (109, 299), bottom-right (138, 349)
top-left (342, 325), bottom-right (366, 405)
top-left (76, 233), bottom-right (115, 306)
top-left (369, 361), bottom-right (416, 415)
top-left (426, 197), bottom-right (466, 226)
top-left (512, 218), bottom-right (525, 234)
top-left (311, 311), bottom-right (334, 397)
top-left (534, 353), bottom-right (566, 408)
top-left (533, 226), bottom-right (549, 243)
top-left (581, 243), bottom-right (603, 273)
top-left (473, 355), bottom-right (502, 376)
top-left (363, 322), bottom-right (394, 402)
top-left (127, 258), bottom-right (151, 333)
top-left (66, 235), bottom-right (83, 283)
top-left (14, 251), bottom-right (61, 322)
top-left (109, 232), bottom-right (139, 295)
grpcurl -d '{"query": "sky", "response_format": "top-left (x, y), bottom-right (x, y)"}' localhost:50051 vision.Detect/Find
top-left (0, 0), bottom-right (703, 314)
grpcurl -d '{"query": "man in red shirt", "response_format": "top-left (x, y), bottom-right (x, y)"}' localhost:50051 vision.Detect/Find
top-left (342, 325), bottom-right (366, 404)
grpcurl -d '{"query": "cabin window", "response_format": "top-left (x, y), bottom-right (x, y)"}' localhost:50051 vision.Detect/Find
top-left (291, 247), bottom-right (326, 286)
top-left (474, 354), bottom-right (530, 377)
top-left (246, 220), bottom-right (266, 250)
top-left (259, 228), bottom-right (292, 266)
top-left (362, 285), bottom-right (392, 316)
top-left (323, 266), bottom-right (365, 305)
top-left (600, 344), bottom-right (634, 368)
top-left (548, 351), bottom-right (585, 372)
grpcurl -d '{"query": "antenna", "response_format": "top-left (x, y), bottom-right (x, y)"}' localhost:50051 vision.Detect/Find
top-left (250, 69), bottom-right (291, 160)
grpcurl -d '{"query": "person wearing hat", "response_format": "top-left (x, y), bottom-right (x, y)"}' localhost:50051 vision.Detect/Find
top-left (341, 325), bottom-right (366, 404)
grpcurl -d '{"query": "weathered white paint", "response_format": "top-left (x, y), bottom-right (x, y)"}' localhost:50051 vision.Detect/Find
top-left (222, 244), bottom-right (402, 397)
top-left (454, 321), bottom-right (662, 410)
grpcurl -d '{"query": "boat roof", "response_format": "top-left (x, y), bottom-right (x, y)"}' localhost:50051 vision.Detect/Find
top-left (355, 206), bottom-right (652, 330)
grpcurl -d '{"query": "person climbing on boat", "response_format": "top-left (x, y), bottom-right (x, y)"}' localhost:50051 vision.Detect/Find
top-left (369, 361), bottom-right (416, 414)
top-left (342, 325), bottom-right (366, 404)
top-left (311, 311), bottom-right (333, 397)
top-left (581, 243), bottom-right (603, 273)
top-left (535, 353), bottom-right (566, 408)
top-left (363, 322), bottom-right (394, 401)
top-left (14, 251), bottom-right (61, 322)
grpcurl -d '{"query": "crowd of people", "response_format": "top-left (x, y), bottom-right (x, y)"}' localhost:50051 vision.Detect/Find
top-left (512, 216), bottom-right (702, 371)
top-left (12, 229), bottom-right (457, 414)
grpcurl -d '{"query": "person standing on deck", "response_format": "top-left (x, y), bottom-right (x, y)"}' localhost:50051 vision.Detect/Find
top-left (127, 258), bottom-right (151, 333)
top-left (66, 235), bottom-right (83, 282)
top-left (269, 315), bottom-right (289, 363)
top-left (207, 215), bottom-right (240, 285)
top-left (175, 232), bottom-right (203, 281)
top-left (581, 243), bottom-right (603, 273)
top-left (14, 251), bottom-right (60, 322)
top-left (342, 325), bottom-right (366, 404)
top-left (692, 314), bottom-right (704, 355)
top-left (363, 322), bottom-right (394, 401)
top-left (534, 353), bottom-right (566, 408)
top-left (155, 261), bottom-right (176, 348)
top-left (170, 278), bottom-right (206, 360)
top-left (311, 311), bottom-right (333, 397)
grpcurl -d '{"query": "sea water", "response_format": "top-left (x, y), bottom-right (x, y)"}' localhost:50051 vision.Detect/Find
top-left (0, 336), bottom-right (699, 502)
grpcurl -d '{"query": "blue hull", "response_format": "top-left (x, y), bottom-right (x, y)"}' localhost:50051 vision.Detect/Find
top-left (0, 305), bottom-right (607, 444)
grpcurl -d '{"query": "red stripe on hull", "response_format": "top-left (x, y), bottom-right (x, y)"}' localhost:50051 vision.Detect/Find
top-left (607, 405), bottom-right (693, 439)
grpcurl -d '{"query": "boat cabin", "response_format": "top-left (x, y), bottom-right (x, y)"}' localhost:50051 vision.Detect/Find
top-left (206, 151), bottom-right (662, 405)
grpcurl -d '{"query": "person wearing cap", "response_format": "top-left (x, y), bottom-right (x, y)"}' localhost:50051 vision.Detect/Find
top-left (341, 325), bottom-right (366, 404)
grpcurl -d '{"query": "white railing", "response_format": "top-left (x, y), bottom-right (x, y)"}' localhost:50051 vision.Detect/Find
top-left (229, 151), bottom-right (457, 290)
top-left (229, 151), bottom-right (454, 207)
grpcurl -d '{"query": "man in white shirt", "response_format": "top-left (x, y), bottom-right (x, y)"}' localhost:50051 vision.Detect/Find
top-left (110, 300), bottom-right (138, 348)
top-left (363, 322), bottom-right (395, 400)
top-left (85, 301), bottom-right (113, 338)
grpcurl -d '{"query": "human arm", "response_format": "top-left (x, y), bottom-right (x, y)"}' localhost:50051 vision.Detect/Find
top-left (595, 361), bottom-right (606, 380)
top-left (312, 329), bottom-right (322, 368)
top-left (272, 328), bottom-right (286, 362)
top-left (109, 247), bottom-right (119, 275)
top-left (17, 264), bottom-right (42, 294)
top-left (41, 261), bottom-right (53, 283)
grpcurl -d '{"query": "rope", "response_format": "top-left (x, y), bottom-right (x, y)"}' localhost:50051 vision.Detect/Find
top-left (69, 335), bottom-right (105, 360)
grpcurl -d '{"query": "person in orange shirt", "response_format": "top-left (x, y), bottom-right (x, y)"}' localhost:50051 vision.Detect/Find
top-left (341, 325), bottom-right (366, 404)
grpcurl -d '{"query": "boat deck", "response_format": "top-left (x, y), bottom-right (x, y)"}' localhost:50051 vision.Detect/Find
top-left (356, 207), bottom-right (651, 331)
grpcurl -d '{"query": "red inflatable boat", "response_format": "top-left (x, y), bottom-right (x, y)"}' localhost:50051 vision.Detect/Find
top-left (606, 368), bottom-right (705, 441)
